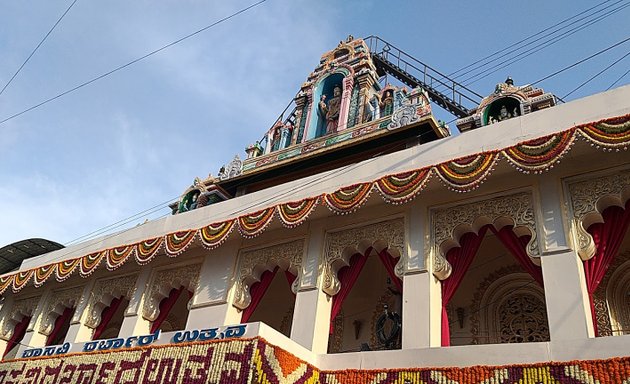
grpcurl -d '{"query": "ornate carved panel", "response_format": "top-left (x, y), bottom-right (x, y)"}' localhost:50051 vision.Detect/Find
top-left (37, 286), bottom-right (83, 336)
top-left (594, 250), bottom-right (630, 336)
top-left (567, 170), bottom-right (630, 260)
top-left (469, 265), bottom-right (549, 345)
top-left (0, 296), bottom-right (40, 340)
top-left (232, 240), bottom-right (304, 310)
top-left (142, 264), bottom-right (200, 321)
top-left (322, 218), bottom-right (405, 296)
top-left (85, 274), bottom-right (138, 329)
top-left (431, 192), bottom-right (539, 280)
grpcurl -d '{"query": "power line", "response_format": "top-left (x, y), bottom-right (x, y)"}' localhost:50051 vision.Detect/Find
top-left (448, 0), bottom-right (624, 81)
top-left (461, 2), bottom-right (630, 86)
top-left (562, 50), bottom-right (630, 99)
top-left (606, 68), bottom-right (630, 90)
top-left (0, 0), bottom-right (267, 127)
top-left (531, 36), bottom-right (630, 85)
top-left (0, 0), bottom-right (79, 97)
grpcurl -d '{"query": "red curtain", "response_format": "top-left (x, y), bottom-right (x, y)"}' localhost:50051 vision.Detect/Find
top-left (241, 266), bottom-right (279, 323)
top-left (46, 307), bottom-right (74, 346)
top-left (151, 286), bottom-right (186, 333)
top-left (330, 252), bottom-right (369, 333)
top-left (490, 226), bottom-right (544, 286)
top-left (3, 316), bottom-right (31, 358)
top-left (92, 296), bottom-right (123, 340)
top-left (441, 226), bottom-right (489, 346)
top-left (377, 249), bottom-right (403, 291)
top-left (585, 201), bottom-right (630, 336)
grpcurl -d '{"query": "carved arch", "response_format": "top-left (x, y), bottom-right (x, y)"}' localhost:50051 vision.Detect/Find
top-left (567, 169), bottom-right (630, 260)
top-left (38, 286), bottom-right (83, 336)
top-left (84, 274), bottom-right (138, 329)
top-left (142, 263), bottom-right (200, 322)
top-left (232, 239), bottom-right (304, 310)
top-left (0, 296), bottom-right (40, 340)
top-left (606, 258), bottom-right (630, 335)
top-left (322, 218), bottom-right (405, 296)
top-left (431, 192), bottom-right (540, 280)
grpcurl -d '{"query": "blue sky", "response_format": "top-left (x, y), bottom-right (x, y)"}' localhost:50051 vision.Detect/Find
top-left (0, 0), bottom-right (628, 246)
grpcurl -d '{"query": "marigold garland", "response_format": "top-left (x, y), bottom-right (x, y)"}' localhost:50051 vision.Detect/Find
top-left (503, 130), bottom-right (576, 173)
top-left (277, 197), bottom-right (320, 228)
top-left (135, 237), bottom-right (163, 265)
top-left (11, 270), bottom-right (32, 292)
top-left (1, 114), bottom-right (629, 294)
top-left (238, 208), bottom-right (276, 238)
top-left (164, 230), bottom-right (197, 256)
top-left (54, 258), bottom-right (80, 281)
top-left (199, 220), bottom-right (235, 249)
top-left (578, 117), bottom-right (630, 150)
top-left (32, 264), bottom-right (55, 287)
top-left (375, 169), bottom-right (432, 204)
top-left (79, 251), bottom-right (104, 277)
top-left (435, 153), bottom-right (499, 192)
top-left (323, 182), bottom-right (372, 214)
top-left (0, 336), bottom-right (629, 384)
top-left (106, 246), bottom-right (134, 270)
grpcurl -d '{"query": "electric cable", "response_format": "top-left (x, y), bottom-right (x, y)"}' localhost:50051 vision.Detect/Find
top-left (0, 0), bottom-right (79, 97)
top-left (0, 0), bottom-right (267, 127)
top-left (461, 2), bottom-right (630, 86)
top-left (606, 68), bottom-right (630, 90)
top-left (444, 0), bottom-right (620, 79)
top-left (456, 1), bottom-right (629, 85)
top-left (561, 50), bottom-right (630, 99)
top-left (531, 36), bottom-right (630, 85)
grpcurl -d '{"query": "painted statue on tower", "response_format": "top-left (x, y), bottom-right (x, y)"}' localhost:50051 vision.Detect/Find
top-left (318, 85), bottom-right (342, 134)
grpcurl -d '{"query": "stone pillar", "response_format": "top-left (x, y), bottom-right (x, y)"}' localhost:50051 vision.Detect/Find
top-left (119, 267), bottom-right (152, 337)
top-left (186, 242), bottom-right (242, 329)
top-left (540, 249), bottom-right (594, 340)
top-left (18, 291), bottom-right (53, 355)
top-left (337, 76), bottom-right (354, 131)
top-left (292, 93), bottom-right (308, 146)
top-left (536, 177), bottom-right (593, 340)
top-left (402, 205), bottom-right (441, 349)
top-left (302, 91), bottom-right (314, 141)
top-left (290, 221), bottom-right (332, 353)
top-left (65, 280), bottom-right (97, 343)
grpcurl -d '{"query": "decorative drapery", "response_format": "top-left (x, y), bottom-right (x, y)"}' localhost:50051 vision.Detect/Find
top-left (2, 316), bottom-right (31, 358)
top-left (585, 201), bottom-right (630, 336)
top-left (241, 267), bottom-right (279, 323)
top-left (441, 227), bottom-right (489, 346)
top-left (46, 307), bottom-right (75, 346)
top-left (330, 253), bottom-right (368, 333)
top-left (377, 249), bottom-right (403, 291)
top-left (490, 226), bottom-right (543, 286)
top-left (150, 286), bottom-right (192, 333)
top-left (92, 297), bottom-right (123, 340)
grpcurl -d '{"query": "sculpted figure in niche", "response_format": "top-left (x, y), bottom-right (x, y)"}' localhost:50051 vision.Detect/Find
top-left (319, 86), bottom-right (342, 134)
top-left (489, 104), bottom-right (519, 124)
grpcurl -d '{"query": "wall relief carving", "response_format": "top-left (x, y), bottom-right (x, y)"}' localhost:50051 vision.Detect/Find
top-left (0, 296), bottom-right (40, 340)
top-left (38, 286), bottom-right (83, 336)
top-left (84, 274), bottom-right (138, 329)
top-left (567, 170), bottom-right (630, 260)
top-left (232, 239), bottom-right (304, 310)
top-left (142, 264), bottom-right (200, 322)
top-left (322, 218), bottom-right (405, 296)
top-left (431, 192), bottom-right (539, 280)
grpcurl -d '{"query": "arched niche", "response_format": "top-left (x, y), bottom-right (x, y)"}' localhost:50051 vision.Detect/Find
top-left (0, 296), bottom-right (40, 341)
top-left (567, 170), bottom-right (630, 260)
top-left (431, 192), bottom-right (540, 280)
top-left (141, 263), bottom-right (200, 322)
top-left (232, 240), bottom-right (304, 310)
top-left (84, 274), bottom-right (138, 329)
top-left (483, 96), bottom-right (522, 125)
top-left (38, 286), bottom-right (83, 336)
top-left (307, 71), bottom-right (347, 140)
top-left (322, 218), bottom-right (405, 297)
